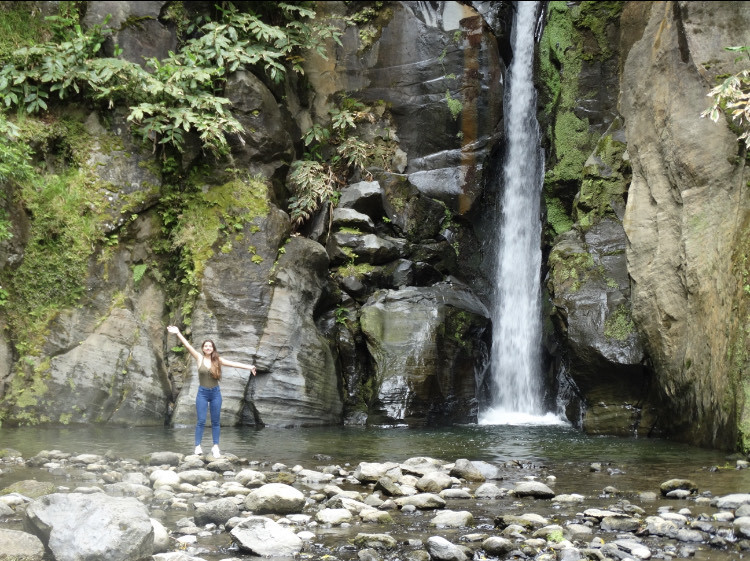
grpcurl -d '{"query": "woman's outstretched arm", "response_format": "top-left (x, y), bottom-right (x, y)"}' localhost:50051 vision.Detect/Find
top-left (167, 325), bottom-right (201, 361)
top-left (219, 357), bottom-right (257, 376)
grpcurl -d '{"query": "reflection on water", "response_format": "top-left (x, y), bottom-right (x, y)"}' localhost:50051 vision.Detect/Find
top-left (0, 423), bottom-right (733, 469)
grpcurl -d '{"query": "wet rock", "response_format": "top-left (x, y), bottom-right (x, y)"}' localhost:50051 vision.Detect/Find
top-left (734, 516), bottom-right (750, 538)
top-left (153, 553), bottom-right (206, 561)
top-left (354, 462), bottom-right (400, 482)
top-left (426, 536), bottom-right (468, 561)
top-left (416, 471), bottom-right (453, 493)
top-left (660, 478), bottom-right (698, 496)
top-left (513, 480), bottom-right (555, 499)
top-left (715, 493), bottom-right (750, 509)
top-left (450, 459), bottom-right (486, 482)
top-left (430, 510), bottom-right (474, 528)
top-left (338, 181), bottom-right (385, 219)
top-left (0, 528), bottom-right (45, 561)
top-left (352, 533), bottom-right (398, 549)
top-left (475, 482), bottom-right (507, 499)
top-left (316, 508), bottom-right (353, 525)
top-left (194, 497), bottom-right (240, 526)
top-left (605, 539), bottom-right (651, 559)
top-left (600, 515), bottom-right (640, 532)
top-left (146, 452), bottom-right (183, 466)
top-left (374, 476), bottom-right (403, 496)
top-left (25, 493), bottom-right (153, 561)
top-left (245, 483), bottom-right (305, 514)
top-left (358, 548), bottom-right (384, 561)
top-left (495, 513), bottom-right (549, 530)
top-left (564, 523), bottom-right (593, 541)
top-left (151, 518), bottom-right (170, 554)
top-left (395, 493), bottom-right (446, 510)
top-left (482, 536), bottom-right (514, 556)
top-left (1, 480), bottom-right (56, 499)
top-left (150, 469), bottom-right (181, 489)
top-left (234, 468), bottom-right (266, 487)
top-left (178, 469), bottom-right (219, 485)
top-left (230, 516), bottom-right (303, 556)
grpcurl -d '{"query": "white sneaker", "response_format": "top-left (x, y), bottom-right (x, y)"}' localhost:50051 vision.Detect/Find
top-left (211, 445), bottom-right (221, 458)
top-left (194, 445), bottom-right (202, 455)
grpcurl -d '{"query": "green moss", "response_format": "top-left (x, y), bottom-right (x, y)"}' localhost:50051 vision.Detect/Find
top-left (574, 123), bottom-right (630, 231)
top-left (337, 262), bottom-right (375, 280)
top-left (548, 112), bottom-right (593, 184)
top-left (5, 165), bottom-right (113, 355)
top-left (0, 2), bottom-right (54, 59)
top-left (540, 2), bottom-right (624, 197)
top-left (172, 174), bottom-right (270, 290)
top-left (603, 304), bottom-right (635, 341)
top-left (0, 358), bottom-right (52, 425)
top-left (441, 310), bottom-right (474, 350)
top-left (576, 2), bottom-right (624, 59)
top-left (339, 227), bottom-right (363, 235)
top-left (545, 196), bottom-right (574, 236)
top-left (548, 248), bottom-right (595, 293)
top-left (732, 219), bottom-right (750, 452)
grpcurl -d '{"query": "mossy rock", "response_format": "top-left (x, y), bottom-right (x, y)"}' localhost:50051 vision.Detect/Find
top-left (1, 479), bottom-right (56, 498)
top-left (263, 471), bottom-right (297, 485)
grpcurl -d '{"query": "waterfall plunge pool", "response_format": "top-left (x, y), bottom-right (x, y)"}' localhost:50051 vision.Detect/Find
top-left (1, 423), bottom-right (746, 498)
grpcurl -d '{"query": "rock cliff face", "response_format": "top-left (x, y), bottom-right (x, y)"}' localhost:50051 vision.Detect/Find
top-left (0, 0), bottom-right (503, 431)
top-left (543, 1), bottom-right (750, 448)
top-left (620, 1), bottom-right (750, 449)
top-left (0, 1), bottom-right (748, 451)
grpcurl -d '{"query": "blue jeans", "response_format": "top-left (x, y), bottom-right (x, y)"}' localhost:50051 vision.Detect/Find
top-left (195, 385), bottom-right (222, 446)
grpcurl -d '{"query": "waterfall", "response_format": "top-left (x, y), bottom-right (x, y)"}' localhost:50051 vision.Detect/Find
top-left (480, 1), bottom-right (563, 426)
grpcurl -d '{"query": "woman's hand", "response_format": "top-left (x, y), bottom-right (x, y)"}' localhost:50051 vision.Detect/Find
top-left (167, 325), bottom-right (180, 335)
top-left (250, 365), bottom-right (257, 376)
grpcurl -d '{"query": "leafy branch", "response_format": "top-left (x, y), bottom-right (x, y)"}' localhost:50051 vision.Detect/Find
top-left (702, 46), bottom-right (750, 149)
top-left (0, 3), bottom-right (343, 157)
top-left (287, 97), bottom-right (396, 228)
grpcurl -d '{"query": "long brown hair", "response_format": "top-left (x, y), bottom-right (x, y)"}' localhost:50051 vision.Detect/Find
top-left (201, 340), bottom-right (222, 380)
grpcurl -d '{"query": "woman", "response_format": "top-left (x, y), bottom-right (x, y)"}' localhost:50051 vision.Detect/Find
top-left (167, 325), bottom-right (256, 458)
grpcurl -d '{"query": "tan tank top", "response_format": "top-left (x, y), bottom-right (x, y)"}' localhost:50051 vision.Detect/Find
top-left (198, 357), bottom-right (219, 388)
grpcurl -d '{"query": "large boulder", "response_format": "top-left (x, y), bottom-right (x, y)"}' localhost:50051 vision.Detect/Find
top-left (171, 209), bottom-right (343, 428)
top-left (230, 516), bottom-right (303, 556)
top-left (0, 529), bottom-right (45, 561)
top-left (360, 284), bottom-right (490, 426)
top-left (25, 493), bottom-right (154, 561)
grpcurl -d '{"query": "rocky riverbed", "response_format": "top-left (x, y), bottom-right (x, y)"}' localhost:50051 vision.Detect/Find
top-left (1, 447), bottom-right (750, 561)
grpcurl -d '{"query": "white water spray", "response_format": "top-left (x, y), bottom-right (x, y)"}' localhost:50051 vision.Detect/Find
top-left (480, 1), bottom-right (563, 426)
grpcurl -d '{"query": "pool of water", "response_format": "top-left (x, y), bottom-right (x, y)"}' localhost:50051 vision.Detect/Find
top-left (1, 422), bottom-right (743, 494)
top-left (3, 423), bottom-right (750, 561)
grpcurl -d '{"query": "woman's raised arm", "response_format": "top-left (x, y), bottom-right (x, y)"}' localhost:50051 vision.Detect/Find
top-left (167, 325), bottom-right (201, 361)
top-left (219, 357), bottom-right (257, 376)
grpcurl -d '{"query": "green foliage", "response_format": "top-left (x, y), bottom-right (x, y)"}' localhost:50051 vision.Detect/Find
top-left (0, 114), bottom-right (34, 184)
top-left (132, 263), bottom-right (148, 285)
top-left (702, 46), bottom-right (750, 149)
top-left (0, 2), bottom-right (343, 157)
top-left (289, 96), bottom-right (395, 227)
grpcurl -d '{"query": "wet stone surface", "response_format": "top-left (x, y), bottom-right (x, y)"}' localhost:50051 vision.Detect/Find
top-left (1, 447), bottom-right (750, 561)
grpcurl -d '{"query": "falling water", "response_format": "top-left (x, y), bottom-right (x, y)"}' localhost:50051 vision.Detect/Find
top-left (480, 1), bottom-right (561, 426)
